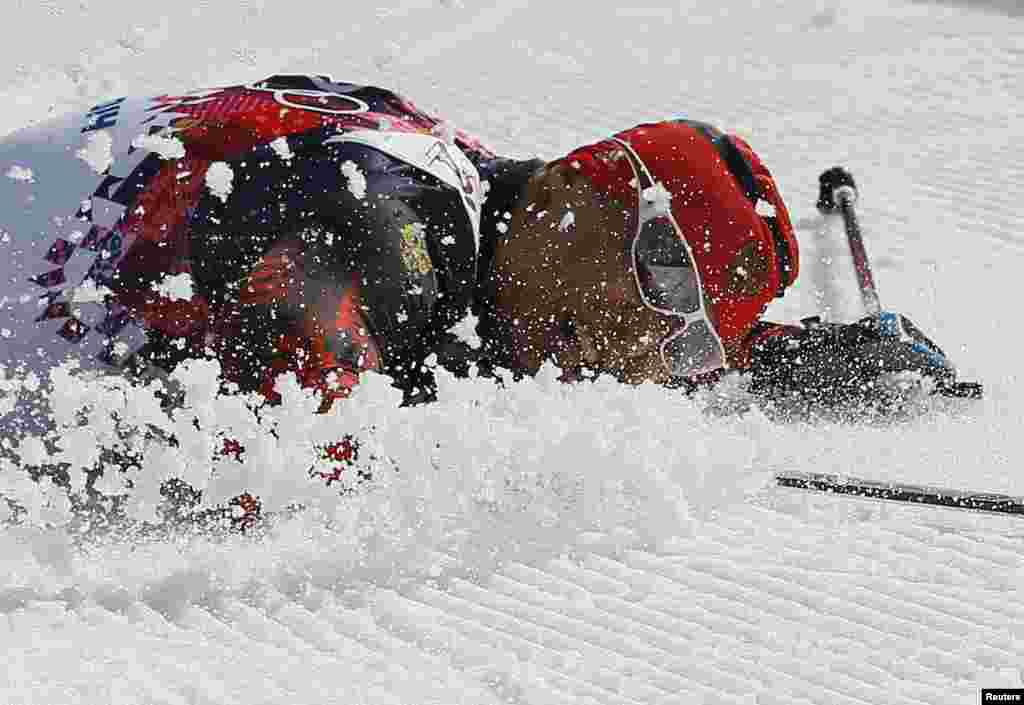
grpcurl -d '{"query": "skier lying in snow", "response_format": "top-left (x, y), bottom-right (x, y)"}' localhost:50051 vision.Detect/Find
top-left (0, 74), bottom-right (972, 429)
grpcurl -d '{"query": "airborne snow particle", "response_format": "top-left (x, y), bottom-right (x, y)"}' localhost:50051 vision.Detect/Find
top-left (340, 160), bottom-right (367, 199)
top-left (70, 279), bottom-right (112, 304)
top-left (642, 182), bottom-right (673, 215)
top-left (270, 136), bottom-right (294, 161)
top-left (5, 164), bottom-right (35, 182)
top-left (17, 435), bottom-right (49, 467)
top-left (559, 210), bottom-right (575, 232)
top-left (449, 309), bottom-right (481, 350)
top-left (152, 272), bottom-right (194, 302)
top-left (22, 372), bottom-right (39, 392)
top-left (76, 130), bottom-right (114, 174)
top-left (206, 162), bottom-right (235, 203)
top-left (131, 133), bottom-right (187, 160)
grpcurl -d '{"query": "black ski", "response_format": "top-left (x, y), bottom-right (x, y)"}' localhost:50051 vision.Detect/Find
top-left (775, 471), bottom-right (1024, 517)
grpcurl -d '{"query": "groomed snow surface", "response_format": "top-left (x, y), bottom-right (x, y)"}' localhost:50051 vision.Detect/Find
top-left (3, 0), bottom-right (1024, 703)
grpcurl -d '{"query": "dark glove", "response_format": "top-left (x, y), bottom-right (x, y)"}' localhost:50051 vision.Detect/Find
top-left (748, 312), bottom-right (981, 407)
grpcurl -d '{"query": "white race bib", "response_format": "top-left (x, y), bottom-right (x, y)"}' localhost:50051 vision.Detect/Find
top-left (325, 130), bottom-right (484, 247)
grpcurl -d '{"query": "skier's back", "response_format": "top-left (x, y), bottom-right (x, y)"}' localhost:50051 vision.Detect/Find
top-left (0, 75), bottom-right (507, 422)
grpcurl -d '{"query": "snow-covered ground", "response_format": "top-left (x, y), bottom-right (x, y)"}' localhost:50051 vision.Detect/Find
top-left (3, 1), bottom-right (1024, 703)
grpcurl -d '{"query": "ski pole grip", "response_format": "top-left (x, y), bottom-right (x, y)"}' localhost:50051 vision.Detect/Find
top-left (833, 185), bottom-right (858, 208)
top-left (816, 167), bottom-right (858, 214)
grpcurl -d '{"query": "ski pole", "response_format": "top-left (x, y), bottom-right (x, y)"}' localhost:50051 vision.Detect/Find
top-left (816, 167), bottom-right (881, 316)
top-left (814, 167), bottom-right (982, 400)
